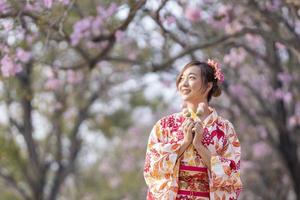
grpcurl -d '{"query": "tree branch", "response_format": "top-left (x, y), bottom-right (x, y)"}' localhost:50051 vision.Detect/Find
top-left (0, 169), bottom-right (31, 200)
top-left (47, 81), bottom-right (102, 200)
top-left (150, 28), bottom-right (262, 71)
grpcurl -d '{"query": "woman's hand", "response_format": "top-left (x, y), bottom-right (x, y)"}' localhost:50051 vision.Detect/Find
top-left (182, 118), bottom-right (194, 146)
top-left (192, 121), bottom-right (204, 147)
top-left (176, 118), bottom-right (194, 159)
top-left (193, 121), bottom-right (212, 169)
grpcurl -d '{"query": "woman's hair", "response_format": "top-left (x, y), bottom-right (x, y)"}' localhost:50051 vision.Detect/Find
top-left (176, 60), bottom-right (222, 102)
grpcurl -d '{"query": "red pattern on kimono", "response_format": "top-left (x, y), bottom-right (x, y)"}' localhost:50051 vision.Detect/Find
top-left (144, 107), bottom-right (243, 200)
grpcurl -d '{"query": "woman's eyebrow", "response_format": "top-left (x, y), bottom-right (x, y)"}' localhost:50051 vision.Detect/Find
top-left (184, 72), bottom-right (197, 76)
top-left (188, 73), bottom-right (197, 76)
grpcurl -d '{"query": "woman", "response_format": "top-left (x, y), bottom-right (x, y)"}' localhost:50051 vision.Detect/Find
top-left (143, 60), bottom-right (242, 200)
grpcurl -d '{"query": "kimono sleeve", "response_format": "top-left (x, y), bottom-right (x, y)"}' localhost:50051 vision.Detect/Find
top-left (208, 121), bottom-right (243, 197)
top-left (143, 119), bottom-right (181, 199)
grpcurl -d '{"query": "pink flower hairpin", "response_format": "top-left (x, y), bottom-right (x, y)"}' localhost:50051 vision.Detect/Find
top-left (207, 59), bottom-right (224, 83)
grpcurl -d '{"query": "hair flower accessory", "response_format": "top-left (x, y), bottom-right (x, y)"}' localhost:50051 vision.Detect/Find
top-left (207, 59), bottom-right (224, 83)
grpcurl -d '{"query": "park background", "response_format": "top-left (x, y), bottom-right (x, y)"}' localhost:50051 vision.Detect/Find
top-left (0, 0), bottom-right (300, 199)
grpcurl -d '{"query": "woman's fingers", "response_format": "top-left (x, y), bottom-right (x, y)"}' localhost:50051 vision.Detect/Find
top-left (187, 121), bottom-right (195, 133)
top-left (184, 121), bottom-right (192, 131)
top-left (183, 118), bottom-right (192, 126)
top-left (181, 120), bottom-right (188, 130)
top-left (194, 122), bottom-right (201, 130)
top-left (193, 122), bottom-right (203, 139)
top-left (182, 119), bottom-right (193, 133)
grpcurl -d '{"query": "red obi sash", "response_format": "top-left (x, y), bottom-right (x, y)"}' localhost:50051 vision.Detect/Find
top-left (176, 165), bottom-right (210, 200)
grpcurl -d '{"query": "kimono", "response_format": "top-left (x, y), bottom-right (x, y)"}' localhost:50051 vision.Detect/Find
top-left (143, 107), bottom-right (242, 200)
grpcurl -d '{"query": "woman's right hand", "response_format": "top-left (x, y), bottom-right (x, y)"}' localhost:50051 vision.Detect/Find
top-left (176, 117), bottom-right (195, 159)
top-left (181, 118), bottom-right (194, 146)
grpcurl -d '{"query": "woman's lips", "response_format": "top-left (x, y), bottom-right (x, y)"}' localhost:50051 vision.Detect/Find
top-left (181, 89), bottom-right (191, 94)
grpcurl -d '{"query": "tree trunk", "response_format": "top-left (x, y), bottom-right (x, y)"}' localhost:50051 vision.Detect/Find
top-left (278, 128), bottom-right (300, 200)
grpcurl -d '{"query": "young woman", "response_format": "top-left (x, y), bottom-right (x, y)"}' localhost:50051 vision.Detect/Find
top-left (143, 60), bottom-right (242, 200)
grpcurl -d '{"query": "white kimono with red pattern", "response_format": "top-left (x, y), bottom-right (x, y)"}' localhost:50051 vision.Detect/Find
top-left (144, 108), bottom-right (242, 200)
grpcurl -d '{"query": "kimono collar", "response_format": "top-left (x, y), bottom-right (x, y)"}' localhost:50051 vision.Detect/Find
top-left (187, 106), bottom-right (218, 127)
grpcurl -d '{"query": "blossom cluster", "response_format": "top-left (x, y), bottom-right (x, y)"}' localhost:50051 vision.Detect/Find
top-left (0, 48), bottom-right (32, 77)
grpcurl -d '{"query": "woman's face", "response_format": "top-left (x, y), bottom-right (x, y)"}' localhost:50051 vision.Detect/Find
top-left (178, 66), bottom-right (212, 103)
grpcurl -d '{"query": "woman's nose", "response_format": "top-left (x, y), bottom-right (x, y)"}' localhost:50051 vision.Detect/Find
top-left (183, 78), bottom-right (189, 86)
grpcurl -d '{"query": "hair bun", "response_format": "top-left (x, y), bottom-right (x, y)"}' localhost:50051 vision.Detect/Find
top-left (212, 85), bottom-right (222, 97)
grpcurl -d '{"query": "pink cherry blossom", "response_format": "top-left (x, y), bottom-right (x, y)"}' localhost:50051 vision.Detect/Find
top-left (252, 141), bottom-right (272, 159)
top-left (91, 16), bottom-right (103, 36)
top-left (67, 70), bottom-right (83, 84)
top-left (265, 0), bottom-right (281, 12)
top-left (209, 5), bottom-right (230, 28)
top-left (45, 68), bottom-right (56, 79)
top-left (121, 155), bottom-right (135, 172)
top-left (295, 102), bottom-right (300, 115)
top-left (128, 52), bottom-right (137, 60)
top-left (256, 126), bottom-right (268, 139)
top-left (288, 115), bottom-right (300, 129)
top-left (295, 20), bottom-right (300, 34)
top-left (45, 78), bottom-right (61, 90)
top-left (261, 86), bottom-right (276, 102)
top-left (16, 48), bottom-right (32, 63)
top-left (85, 41), bottom-right (100, 49)
top-left (283, 93), bottom-right (292, 104)
top-left (26, 33), bottom-right (38, 45)
top-left (70, 17), bottom-right (93, 46)
top-left (106, 2), bottom-right (118, 17)
top-left (224, 47), bottom-right (247, 68)
top-left (54, 102), bottom-right (63, 111)
top-left (274, 88), bottom-right (293, 104)
top-left (25, 1), bottom-right (43, 12)
top-left (43, 0), bottom-right (53, 9)
top-left (225, 21), bottom-right (243, 34)
top-left (275, 42), bottom-right (286, 50)
top-left (164, 15), bottom-right (176, 25)
top-left (228, 84), bottom-right (247, 98)
top-left (0, 0), bottom-right (9, 13)
top-left (70, 3), bottom-right (119, 46)
top-left (99, 161), bottom-right (112, 174)
top-left (114, 30), bottom-right (124, 42)
top-left (96, 5), bottom-right (106, 17)
top-left (241, 160), bottom-right (257, 170)
top-left (287, 103), bottom-right (300, 128)
top-left (0, 43), bottom-right (9, 54)
top-left (282, 174), bottom-right (291, 186)
top-left (63, 107), bottom-right (77, 120)
top-left (97, 3), bottom-right (118, 18)
top-left (1, 55), bottom-right (22, 77)
top-left (1, 20), bottom-right (14, 31)
top-left (277, 71), bottom-right (293, 84)
top-left (58, 0), bottom-right (69, 5)
top-left (185, 7), bottom-right (201, 22)
top-left (245, 34), bottom-right (264, 48)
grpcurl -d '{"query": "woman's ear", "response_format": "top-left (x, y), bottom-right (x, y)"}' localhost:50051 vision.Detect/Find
top-left (205, 82), bottom-right (213, 94)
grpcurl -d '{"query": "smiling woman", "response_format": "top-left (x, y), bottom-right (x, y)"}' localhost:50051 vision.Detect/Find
top-left (144, 60), bottom-right (242, 200)
top-left (176, 61), bottom-right (222, 106)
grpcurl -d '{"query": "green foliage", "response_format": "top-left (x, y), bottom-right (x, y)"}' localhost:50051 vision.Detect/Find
top-left (88, 108), bottom-right (133, 138)
top-left (2, 193), bottom-right (21, 200)
top-left (129, 89), bottom-right (148, 107)
top-left (0, 131), bottom-right (26, 181)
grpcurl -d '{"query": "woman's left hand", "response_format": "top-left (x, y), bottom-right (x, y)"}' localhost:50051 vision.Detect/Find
top-left (193, 121), bottom-right (212, 169)
top-left (192, 121), bottom-right (204, 147)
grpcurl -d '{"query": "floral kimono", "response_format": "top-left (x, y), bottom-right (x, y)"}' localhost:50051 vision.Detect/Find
top-left (143, 107), bottom-right (242, 200)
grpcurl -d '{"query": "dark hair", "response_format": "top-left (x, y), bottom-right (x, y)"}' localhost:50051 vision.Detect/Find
top-left (176, 60), bottom-right (222, 102)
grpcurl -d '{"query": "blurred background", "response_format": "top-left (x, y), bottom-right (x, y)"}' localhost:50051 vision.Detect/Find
top-left (0, 0), bottom-right (299, 199)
